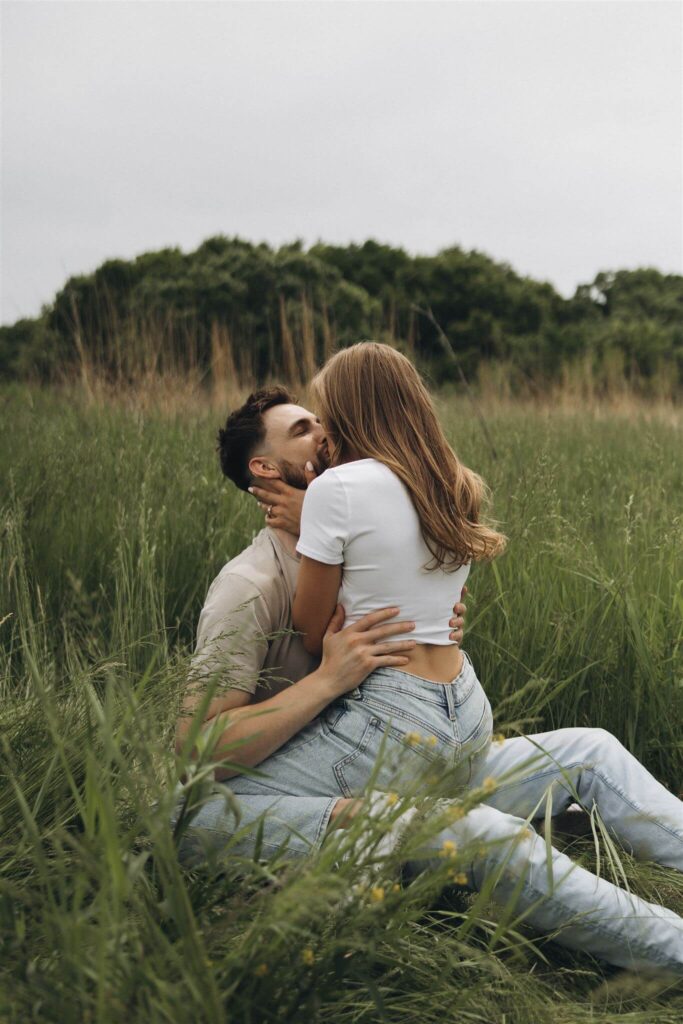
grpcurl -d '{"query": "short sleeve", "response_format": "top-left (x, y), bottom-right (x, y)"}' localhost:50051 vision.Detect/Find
top-left (296, 471), bottom-right (349, 565)
top-left (190, 574), bottom-right (270, 695)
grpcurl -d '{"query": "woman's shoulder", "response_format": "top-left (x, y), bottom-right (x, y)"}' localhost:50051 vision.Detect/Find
top-left (307, 460), bottom-right (402, 505)
top-left (326, 458), bottom-right (396, 483)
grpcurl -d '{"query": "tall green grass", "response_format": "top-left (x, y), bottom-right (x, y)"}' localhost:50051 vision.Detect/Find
top-left (1, 384), bottom-right (682, 1022)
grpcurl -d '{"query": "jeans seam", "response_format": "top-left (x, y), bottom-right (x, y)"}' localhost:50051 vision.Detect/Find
top-left (495, 761), bottom-right (683, 846)
top-left (334, 716), bottom-right (380, 796)
top-left (360, 685), bottom-right (446, 708)
top-left (469, 856), bottom-right (681, 968)
top-left (449, 678), bottom-right (476, 706)
top-left (587, 766), bottom-right (683, 844)
top-left (230, 776), bottom-right (301, 797)
top-left (360, 696), bottom-right (454, 745)
top-left (179, 819), bottom-right (297, 857)
top-left (459, 701), bottom-right (489, 745)
top-left (320, 706), bottom-right (346, 735)
top-left (313, 798), bottom-right (340, 849)
top-left (376, 719), bottom-right (440, 763)
top-left (513, 875), bottom-right (681, 967)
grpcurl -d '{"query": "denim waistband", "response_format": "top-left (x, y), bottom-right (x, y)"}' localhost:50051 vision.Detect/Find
top-left (347, 649), bottom-right (476, 702)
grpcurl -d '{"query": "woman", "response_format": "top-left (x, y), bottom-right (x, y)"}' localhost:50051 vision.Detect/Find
top-left (292, 341), bottom-right (504, 795)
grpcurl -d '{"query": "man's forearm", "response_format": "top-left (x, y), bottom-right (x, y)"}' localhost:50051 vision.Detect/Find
top-left (209, 669), bottom-right (338, 781)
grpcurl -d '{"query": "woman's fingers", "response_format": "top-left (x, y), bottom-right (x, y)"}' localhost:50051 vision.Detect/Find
top-left (248, 480), bottom-right (286, 502)
top-left (252, 490), bottom-right (278, 507)
top-left (256, 499), bottom-right (284, 525)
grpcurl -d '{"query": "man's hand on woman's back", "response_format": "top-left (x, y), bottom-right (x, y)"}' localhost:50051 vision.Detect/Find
top-left (317, 605), bottom-right (417, 697)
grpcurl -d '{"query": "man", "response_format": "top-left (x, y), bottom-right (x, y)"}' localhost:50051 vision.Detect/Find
top-left (175, 386), bottom-right (683, 974)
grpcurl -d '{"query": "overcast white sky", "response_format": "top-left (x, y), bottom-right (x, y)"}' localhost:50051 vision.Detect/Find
top-left (1, 0), bottom-right (681, 325)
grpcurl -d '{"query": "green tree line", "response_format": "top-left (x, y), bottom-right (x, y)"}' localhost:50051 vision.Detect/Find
top-left (1, 236), bottom-right (682, 389)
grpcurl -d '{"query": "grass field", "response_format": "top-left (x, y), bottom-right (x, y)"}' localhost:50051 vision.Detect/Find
top-left (1, 383), bottom-right (682, 1022)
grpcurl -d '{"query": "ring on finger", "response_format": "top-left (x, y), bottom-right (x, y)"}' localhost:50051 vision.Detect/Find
top-left (266, 505), bottom-right (273, 518)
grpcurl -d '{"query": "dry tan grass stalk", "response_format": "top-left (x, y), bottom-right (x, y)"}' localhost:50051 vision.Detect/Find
top-left (388, 296), bottom-right (396, 340)
top-left (406, 308), bottom-right (416, 360)
top-left (210, 321), bottom-right (239, 406)
top-left (321, 301), bottom-right (335, 362)
top-left (278, 293), bottom-right (300, 386)
top-left (300, 293), bottom-right (317, 382)
top-left (69, 292), bottom-right (95, 404)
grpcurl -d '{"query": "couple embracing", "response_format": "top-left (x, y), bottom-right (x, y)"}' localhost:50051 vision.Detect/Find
top-left (174, 342), bottom-right (683, 974)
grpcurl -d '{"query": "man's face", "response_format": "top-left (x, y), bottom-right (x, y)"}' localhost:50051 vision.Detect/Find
top-left (260, 403), bottom-right (330, 486)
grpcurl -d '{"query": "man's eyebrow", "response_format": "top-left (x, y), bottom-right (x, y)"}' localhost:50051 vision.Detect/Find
top-left (287, 417), bottom-right (312, 436)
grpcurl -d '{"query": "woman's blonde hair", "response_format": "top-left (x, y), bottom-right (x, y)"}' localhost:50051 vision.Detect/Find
top-left (311, 342), bottom-right (506, 569)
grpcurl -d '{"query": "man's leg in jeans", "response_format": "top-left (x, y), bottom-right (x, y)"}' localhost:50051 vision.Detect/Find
top-left (403, 800), bottom-right (683, 974)
top-left (400, 727), bottom-right (683, 973)
top-left (469, 727), bottom-right (683, 870)
top-left (172, 790), bottom-right (349, 866)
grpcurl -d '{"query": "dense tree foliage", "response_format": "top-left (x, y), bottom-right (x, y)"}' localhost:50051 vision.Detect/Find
top-left (2, 237), bottom-right (681, 390)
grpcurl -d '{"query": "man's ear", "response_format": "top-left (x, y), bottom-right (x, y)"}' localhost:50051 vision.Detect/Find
top-left (248, 455), bottom-right (282, 480)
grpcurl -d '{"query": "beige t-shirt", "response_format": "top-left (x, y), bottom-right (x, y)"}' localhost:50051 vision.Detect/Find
top-left (191, 528), bottom-right (318, 704)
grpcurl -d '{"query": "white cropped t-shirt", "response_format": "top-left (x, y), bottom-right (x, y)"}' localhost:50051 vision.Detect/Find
top-left (296, 459), bottom-right (469, 646)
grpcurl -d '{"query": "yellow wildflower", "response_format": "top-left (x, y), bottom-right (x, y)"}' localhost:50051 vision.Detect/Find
top-left (254, 963), bottom-right (269, 977)
top-left (385, 792), bottom-right (399, 806)
top-left (493, 733), bottom-right (506, 746)
top-left (425, 735), bottom-right (438, 748)
top-left (301, 948), bottom-right (315, 966)
top-left (405, 732), bottom-right (422, 746)
top-left (392, 883), bottom-right (401, 893)
top-left (445, 805), bottom-right (465, 822)
top-left (440, 839), bottom-right (458, 859)
top-left (449, 871), bottom-right (469, 885)
top-left (482, 776), bottom-right (497, 794)
top-left (370, 886), bottom-right (385, 902)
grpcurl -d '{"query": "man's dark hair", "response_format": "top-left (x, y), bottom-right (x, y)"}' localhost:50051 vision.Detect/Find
top-left (217, 386), bottom-right (296, 491)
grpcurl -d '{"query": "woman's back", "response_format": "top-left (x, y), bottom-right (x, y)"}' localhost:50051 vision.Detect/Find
top-left (297, 458), bottom-right (468, 679)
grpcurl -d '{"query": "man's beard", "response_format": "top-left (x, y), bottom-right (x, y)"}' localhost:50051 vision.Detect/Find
top-left (278, 448), bottom-right (330, 489)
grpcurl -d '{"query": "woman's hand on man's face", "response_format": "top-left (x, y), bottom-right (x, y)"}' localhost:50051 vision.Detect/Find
top-left (248, 462), bottom-right (317, 536)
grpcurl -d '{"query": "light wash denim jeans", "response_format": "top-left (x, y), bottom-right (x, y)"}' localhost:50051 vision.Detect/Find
top-left (172, 652), bottom-right (683, 974)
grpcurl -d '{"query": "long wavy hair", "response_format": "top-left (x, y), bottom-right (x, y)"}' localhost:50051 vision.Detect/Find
top-left (310, 342), bottom-right (506, 569)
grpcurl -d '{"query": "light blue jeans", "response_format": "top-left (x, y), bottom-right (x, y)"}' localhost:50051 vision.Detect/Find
top-left (172, 652), bottom-right (683, 974)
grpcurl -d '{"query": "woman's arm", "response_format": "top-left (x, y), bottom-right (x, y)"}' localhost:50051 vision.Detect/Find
top-left (292, 556), bottom-right (342, 656)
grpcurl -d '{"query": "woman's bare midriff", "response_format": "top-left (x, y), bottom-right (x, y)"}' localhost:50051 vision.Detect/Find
top-left (400, 643), bottom-right (464, 684)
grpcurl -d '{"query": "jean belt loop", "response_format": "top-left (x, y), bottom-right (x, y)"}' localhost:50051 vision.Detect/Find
top-left (444, 681), bottom-right (457, 721)
top-left (348, 686), bottom-right (362, 700)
